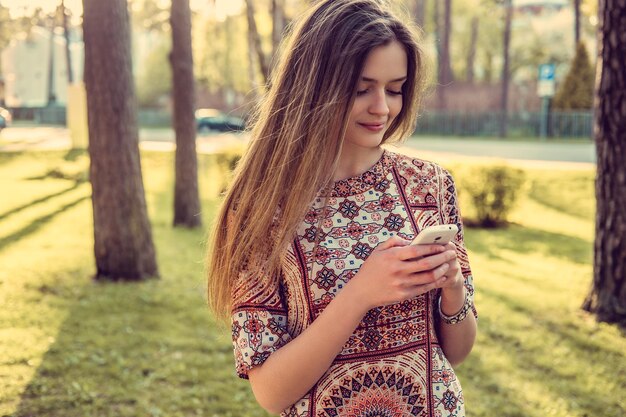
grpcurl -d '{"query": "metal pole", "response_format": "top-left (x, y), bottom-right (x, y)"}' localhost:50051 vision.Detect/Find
top-left (540, 96), bottom-right (549, 140)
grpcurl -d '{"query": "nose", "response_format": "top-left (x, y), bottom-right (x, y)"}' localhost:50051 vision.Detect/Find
top-left (368, 89), bottom-right (389, 116)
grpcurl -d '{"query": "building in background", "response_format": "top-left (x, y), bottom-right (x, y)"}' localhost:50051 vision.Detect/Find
top-left (1, 26), bottom-right (83, 108)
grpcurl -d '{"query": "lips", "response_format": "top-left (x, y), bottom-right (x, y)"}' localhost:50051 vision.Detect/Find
top-left (358, 121), bottom-right (386, 132)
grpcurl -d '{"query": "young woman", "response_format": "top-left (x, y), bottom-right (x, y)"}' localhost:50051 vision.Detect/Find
top-left (207, 1), bottom-right (477, 415)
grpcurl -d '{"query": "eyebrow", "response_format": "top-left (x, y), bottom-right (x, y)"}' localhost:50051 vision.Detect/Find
top-left (361, 76), bottom-right (407, 83)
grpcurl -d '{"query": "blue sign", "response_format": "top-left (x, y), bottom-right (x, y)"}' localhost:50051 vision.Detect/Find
top-left (538, 64), bottom-right (556, 81)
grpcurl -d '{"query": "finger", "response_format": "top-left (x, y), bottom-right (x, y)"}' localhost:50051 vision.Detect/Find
top-left (405, 274), bottom-right (448, 298)
top-left (395, 243), bottom-right (445, 261)
top-left (376, 235), bottom-right (411, 252)
top-left (405, 250), bottom-right (457, 274)
top-left (401, 262), bottom-right (450, 287)
top-left (444, 241), bottom-right (457, 251)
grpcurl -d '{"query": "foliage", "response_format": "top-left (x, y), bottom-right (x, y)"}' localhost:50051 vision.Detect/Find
top-left (193, 13), bottom-right (256, 95)
top-left (135, 35), bottom-right (172, 108)
top-left (553, 42), bottom-right (595, 111)
top-left (453, 163), bottom-right (526, 227)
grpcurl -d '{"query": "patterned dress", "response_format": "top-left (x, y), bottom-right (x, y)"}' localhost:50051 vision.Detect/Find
top-left (231, 150), bottom-right (477, 417)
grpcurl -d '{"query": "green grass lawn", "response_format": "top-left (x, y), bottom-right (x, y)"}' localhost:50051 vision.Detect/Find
top-left (0, 150), bottom-right (624, 417)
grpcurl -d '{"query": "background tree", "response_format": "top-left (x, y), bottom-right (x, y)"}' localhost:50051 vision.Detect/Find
top-left (244, 0), bottom-right (269, 85)
top-left (413, 0), bottom-right (426, 29)
top-left (499, 0), bottom-right (513, 137)
top-left (170, 0), bottom-right (201, 228)
top-left (136, 38), bottom-right (172, 107)
top-left (574, 0), bottom-right (581, 46)
top-left (271, 0), bottom-right (286, 60)
top-left (59, 0), bottom-right (73, 84)
top-left (553, 41), bottom-right (594, 110)
top-left (82, 0), bottom-right (159, 280)
top-left (465, 15), bottom-right (479, 83)
top-left (582, 0), bottom-right (626, 325)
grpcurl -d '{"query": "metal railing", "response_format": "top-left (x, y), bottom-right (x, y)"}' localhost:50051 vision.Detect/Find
top-left (414, 111), bottom-right (593, 139)
top-left (6, 106), bottom-right (593, 139)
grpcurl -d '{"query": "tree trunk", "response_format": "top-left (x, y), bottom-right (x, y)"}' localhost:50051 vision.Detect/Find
top-left (582, 0), bottom-right (626, 325)
top-left (499, 0), bottom-right (513, 138)
top-left (61, 0), bottom-right (73, 84)
top-left (248, 15), bottom-right (259, 92)
top-left (574, 0), bottom-right (581, 47)
top-left (271, 0), bottom-right (285, 62)
top-left (466, 16), bottom-right (478, 83)
top-left (82, 0), bottom-right (158, 280)
top-left (413, 0), bottom-right (426, 29)
top-left (170, 0), bottom-right (201, 228)
top-left (47, 17), bottom-right (56, 105)
top-left (441, 0), bottom-right (454, 85)
top-left (245, 0), bottom-right (269, 85)
top-left (434, 0), bottom-right (444, 109)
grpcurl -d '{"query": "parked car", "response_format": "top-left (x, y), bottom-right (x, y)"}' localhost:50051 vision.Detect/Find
top-left (0, 107), bottom-right (12, 130)
top-left (195, 108), bottom-right (245, 133)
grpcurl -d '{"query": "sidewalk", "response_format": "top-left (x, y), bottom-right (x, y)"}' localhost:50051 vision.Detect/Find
top-left (0, 126), bottom-right (595, 170)
top-left (0, 126), bottom-right (245, 154)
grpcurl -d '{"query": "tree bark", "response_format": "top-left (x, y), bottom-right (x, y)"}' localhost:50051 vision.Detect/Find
top-left (466, 16), bottom-right (479, 83)
top-left (271, 0), bottom-right (285, 62)
top-left (574, 0), bottom-right (581, 47)
top-left (245, 0), bottom-right (269, 85)
top-left (441, 0), bottom-right (454, 85)
top-left (582, 0), bottom-right (626, 325)
top-left (499, 0), bottom-right (513, 138)
top-left (434, 0), bottom-right (444, 109)
top-left (413, 0), bottom-right (426, 29)
top-left (61, 0), bottom-right (73, 84)
top-left (170, 0), bottom-right (201, 228)
top-left (82, 0), bottom-right (158, 280)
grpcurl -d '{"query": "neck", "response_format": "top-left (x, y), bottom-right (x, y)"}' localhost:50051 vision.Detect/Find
top-left (333, 145), bottom-right (384, 182)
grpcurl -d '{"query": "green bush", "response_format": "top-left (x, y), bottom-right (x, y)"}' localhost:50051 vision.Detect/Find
top-left (454, 164), bottom-right (526, 228)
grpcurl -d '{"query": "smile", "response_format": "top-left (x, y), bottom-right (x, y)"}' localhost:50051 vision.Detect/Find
top-left (358, 122), bottom-right (386, 132)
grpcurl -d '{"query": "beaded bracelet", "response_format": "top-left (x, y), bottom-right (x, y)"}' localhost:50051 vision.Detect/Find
top-left (438, 290), bottom-right (473, 325)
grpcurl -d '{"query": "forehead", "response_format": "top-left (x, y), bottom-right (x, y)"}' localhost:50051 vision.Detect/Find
top-left (360, 40), bottom-right (408, 82)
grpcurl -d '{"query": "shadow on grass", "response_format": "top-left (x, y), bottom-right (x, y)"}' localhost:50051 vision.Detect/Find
top-left (477, 289), bottom-right (626, 416)
top-left (0, 183), bottom-right (82, 222)
top-left (0, 195), bottom-right (90, 253)
top-left (11, 249), bottom-right (266, 417)
top-left (465, 223), bottom-right (592, 265)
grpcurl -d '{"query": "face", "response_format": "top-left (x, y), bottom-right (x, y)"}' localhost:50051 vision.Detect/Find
top-left (344, 40), bottom-right (408, 152)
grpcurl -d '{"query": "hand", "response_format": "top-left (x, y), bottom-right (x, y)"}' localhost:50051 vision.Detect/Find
top-left (346, 236), bottom-right (458, 310)
top-left (440, 241), bottom-right (464, 291)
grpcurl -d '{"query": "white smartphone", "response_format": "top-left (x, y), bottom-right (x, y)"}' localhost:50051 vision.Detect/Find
top-left (411, 224), bottom-right (459, 246)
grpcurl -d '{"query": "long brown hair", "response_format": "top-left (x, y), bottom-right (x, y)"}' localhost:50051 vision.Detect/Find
top-left (207, 0), bottom-right (429, 319)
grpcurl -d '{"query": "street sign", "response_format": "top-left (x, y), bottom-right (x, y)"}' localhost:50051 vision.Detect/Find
top-left (538, 63), bottom-right (556, 97)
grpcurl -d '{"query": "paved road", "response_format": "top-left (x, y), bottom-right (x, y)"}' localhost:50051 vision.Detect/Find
top-left (404, 137), bottom-right (595, 164)
top-left (0, 125), bottom-right (245, 154)
top-left (0, 126), bottom-right (595, 167)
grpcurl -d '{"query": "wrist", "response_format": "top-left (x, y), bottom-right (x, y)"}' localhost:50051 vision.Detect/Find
top-left (440, 285), bottom-right (465, 317)
top-left (438, 287), bottom-right (472, 325)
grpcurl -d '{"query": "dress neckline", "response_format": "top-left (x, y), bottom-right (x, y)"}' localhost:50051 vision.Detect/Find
top-left (324, 149), bottom-right (393, 198)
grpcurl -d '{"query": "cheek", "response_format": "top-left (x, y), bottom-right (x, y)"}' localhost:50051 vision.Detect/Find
top-left (390, 97), bottom-right (403, 119)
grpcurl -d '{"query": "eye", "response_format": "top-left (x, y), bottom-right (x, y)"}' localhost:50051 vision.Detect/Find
top-left (356, 89), bottom-right (369, 96)
top-left (386, 90), bottom-right (403, 96)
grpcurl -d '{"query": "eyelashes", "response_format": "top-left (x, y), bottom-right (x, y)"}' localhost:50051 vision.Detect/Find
top-left (356, 89), bottom-right (403, 97)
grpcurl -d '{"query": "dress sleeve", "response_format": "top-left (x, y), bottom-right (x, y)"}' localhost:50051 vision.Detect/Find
top-left (441, 168), bottom-right (478, 319)
top-left (230, 260), bottom-right (292, 379)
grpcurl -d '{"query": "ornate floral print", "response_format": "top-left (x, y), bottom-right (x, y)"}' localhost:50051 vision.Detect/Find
top-left (230, 150), bottom-right (476, 416)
